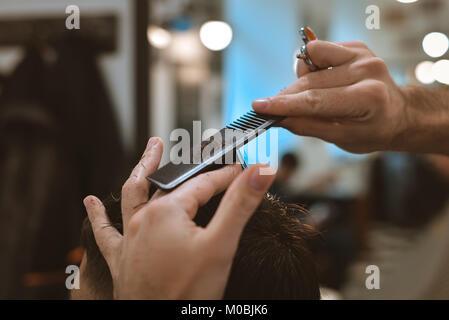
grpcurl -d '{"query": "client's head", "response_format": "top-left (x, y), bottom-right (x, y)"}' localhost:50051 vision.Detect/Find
top-left (78, 192), bottom-right (320, 299)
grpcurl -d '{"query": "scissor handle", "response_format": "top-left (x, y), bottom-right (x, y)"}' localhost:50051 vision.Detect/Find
top-left (296, 26), bottom-right (319, 73)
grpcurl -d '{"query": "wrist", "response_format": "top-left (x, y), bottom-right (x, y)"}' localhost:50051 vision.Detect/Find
top-left (394, 86), bottom-right (449, 155)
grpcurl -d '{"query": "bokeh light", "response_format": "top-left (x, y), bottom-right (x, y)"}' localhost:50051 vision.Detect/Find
top-left (415, 61), bottom-right (435, 84)
top-left (432, 59), bottom-right (449, 85)
top-left (147, 25), bottom-right (172, 49)
top-left (200, 21), bottom-right (233, 51)
top-left (422, 32), bottom-right (449, 58)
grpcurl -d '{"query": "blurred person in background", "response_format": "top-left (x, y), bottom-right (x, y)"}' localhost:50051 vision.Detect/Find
top-left (269, 152), bottom-right (300, 199)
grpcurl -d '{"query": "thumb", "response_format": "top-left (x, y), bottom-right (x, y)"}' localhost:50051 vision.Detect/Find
top-left (206, 164), bottom-right (276, 251)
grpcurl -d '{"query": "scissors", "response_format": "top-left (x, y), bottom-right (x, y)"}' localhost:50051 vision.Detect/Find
top-left (296, 26), bottom-right (320, 73)
top-left (238, 26), bottom-right (320, 171)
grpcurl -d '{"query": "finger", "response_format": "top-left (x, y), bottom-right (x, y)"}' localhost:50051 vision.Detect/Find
top-left (83, 196), bottom-right (122, 271)
top-left (296, 40), bottom-right (356, 78)
top-left (130, 137), bottom-right (164, 182)
top-left (253, 81), bottom-right (375, 119)
top-left (281, 63), bottom-right (357, 96)
top-left (121, 137), bottom-right (163, 231)
top-left (166, 164), bottom-right (242, 219)
top-left (338, 41), bottom-right (369, 49)
top-left (206, 164), bottom-right (275, 251)
top-left (281, 116), bottom-right (352, 144)
top-left (150, 188), bottom-right (167, 201)
top-left (296, 59), bottom-right (313, 79)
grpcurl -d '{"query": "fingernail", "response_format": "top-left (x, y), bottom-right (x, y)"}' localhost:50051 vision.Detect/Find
top-left (249, 165), bottom-right (275, 191)
top-left (83, 196), bottom-right (96, 207)
top-left (252, 98), bottom-right (270, 111)
top-left (147, 137), bottom-right (159, 148)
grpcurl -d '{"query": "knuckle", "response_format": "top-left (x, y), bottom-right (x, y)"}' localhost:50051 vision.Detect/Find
top-left (297, 75), bottom-right (311, 91)
top-left (272, 94), bottom-right (288, 109)
top-left (369, 57), bottom-right (388, 75)
top-left (368, 80), bottom-right (388, 105)
top-left (372, 57), bottom-right (387, 68)
top-left (353, 41), bottom-right (368, 49)
top-left (191, 173), bottom-right (216, 194)
top-left (356, 57), bottom-right (387, 77)
top-left (307, 40), bottom-right (326, 60)
top-left (202, 177), bottom-right (217, 193)
top-left (134, 183), bottom-right (148, 196)
top-left (121, 179), bottom-right (133, 195)
top-left (359, 80), bottom-right (389, 108)
top-left (152, 197), bottom-right (181, 221)
top-left (306, 40), bottom-right (320, 55)
top-left (128, 200), bottom-right (164, 233)
top-left (180, 195), bottom-right (199, 214)
top-left (122, 178), bottom-right (147, 197)
top-left (201, 172), bottom-right (213, 182)
top-left (127, 214), bottom-right (144, 235)
top-left (226, 164), bottom-right (241, 177)
top-left (304, 90), bottom-right (321, 111)
top-left (147, 199), bottom-right (165, 215)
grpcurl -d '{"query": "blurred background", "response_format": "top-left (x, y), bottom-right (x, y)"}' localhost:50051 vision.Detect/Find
top-left (0, 0), bottom-right (448, 299)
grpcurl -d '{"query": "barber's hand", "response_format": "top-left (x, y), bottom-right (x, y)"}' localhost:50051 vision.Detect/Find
top-left (83, 137), bottom-right (275, 299)
top-left (253, 40), bottom-right (408, 154)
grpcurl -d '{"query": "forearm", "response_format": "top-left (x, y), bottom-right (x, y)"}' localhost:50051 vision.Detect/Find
top-left (393, 86), bottom-right (449, 155)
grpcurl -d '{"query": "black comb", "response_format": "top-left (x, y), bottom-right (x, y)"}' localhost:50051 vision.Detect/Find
top-left (147, 111), bottom-right (284, 191)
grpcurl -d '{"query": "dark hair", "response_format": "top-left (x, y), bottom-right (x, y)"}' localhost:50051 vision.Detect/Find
top-left (81, 192), bottom-right (320, 299)
top-left (281, 153), bottom-right (300, 169)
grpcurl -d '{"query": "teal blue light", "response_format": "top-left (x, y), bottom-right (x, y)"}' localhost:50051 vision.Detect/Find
top-left (223, 0), bottom-right (302, 158)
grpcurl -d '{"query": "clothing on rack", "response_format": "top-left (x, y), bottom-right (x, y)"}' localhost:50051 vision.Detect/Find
top-left (0, 35), bottom-right (125, 299)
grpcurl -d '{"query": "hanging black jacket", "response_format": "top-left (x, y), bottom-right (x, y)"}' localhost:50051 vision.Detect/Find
top-left (0, 36), bottom-right (125, 299)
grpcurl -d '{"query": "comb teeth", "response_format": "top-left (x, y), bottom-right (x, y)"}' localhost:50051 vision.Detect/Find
top-left (147, 110), bottom-right (284, 190)
top-left (226, 110), bottom-right (277, 131)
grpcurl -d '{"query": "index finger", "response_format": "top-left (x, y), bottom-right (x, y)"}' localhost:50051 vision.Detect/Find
top-left (166, 164), bottom-right (242, 219)
top-left (205, 164), bottom-right (275, 253)
top-left (253, 83), bottom-right (368, 118)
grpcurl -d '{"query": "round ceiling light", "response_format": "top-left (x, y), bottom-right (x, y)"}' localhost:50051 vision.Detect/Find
top-left (200, 21), bottom-right (233, 51)
top-left (415, 61), bottom-right (435, 84)
top-left (432, 59), bottom-right (449, 85)
top-left (422, 32), bottom-right (449, 58)
top-left (147, 26), bottom-right (172, 49)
